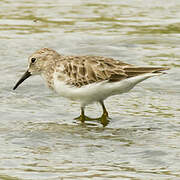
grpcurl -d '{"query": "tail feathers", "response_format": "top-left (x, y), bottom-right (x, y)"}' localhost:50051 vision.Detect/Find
top-left (124, 67), bottom-right (170, 78)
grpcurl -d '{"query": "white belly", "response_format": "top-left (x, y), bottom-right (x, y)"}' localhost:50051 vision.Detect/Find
top-left (53, 72), bottom-right (160, 106)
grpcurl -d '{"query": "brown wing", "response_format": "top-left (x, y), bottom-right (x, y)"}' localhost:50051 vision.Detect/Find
top-left (59, 56), bottom-right (129, 87)
top-left (59, 55), bottom-right (169, 87)
top-left (123, 66), bottom-right (170, 78)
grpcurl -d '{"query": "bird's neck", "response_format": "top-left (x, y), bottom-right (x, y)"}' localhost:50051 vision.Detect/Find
top-left (41, 61), bottom-right (56, 90)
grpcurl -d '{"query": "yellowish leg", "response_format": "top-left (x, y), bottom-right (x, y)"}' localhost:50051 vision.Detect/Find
top-left (99, 101), bottom-right (109, 127)
top-left (75, 107), bottom-right (86, 123)
top-left (100, 101), bottom-right (109, 117)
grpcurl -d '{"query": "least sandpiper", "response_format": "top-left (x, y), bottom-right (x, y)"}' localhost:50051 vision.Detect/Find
top-left (13, 48), bottom-right (169, 126)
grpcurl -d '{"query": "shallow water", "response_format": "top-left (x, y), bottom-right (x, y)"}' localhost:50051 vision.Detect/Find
top-left (0, 0), bottom-right (180, 179)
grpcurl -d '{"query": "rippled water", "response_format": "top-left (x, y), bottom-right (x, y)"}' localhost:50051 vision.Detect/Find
top-left (0, 0), bottom-right (180, 179)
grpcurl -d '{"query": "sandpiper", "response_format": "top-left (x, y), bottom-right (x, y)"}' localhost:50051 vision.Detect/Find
top-left (13, 48), bottom-right (169, 126)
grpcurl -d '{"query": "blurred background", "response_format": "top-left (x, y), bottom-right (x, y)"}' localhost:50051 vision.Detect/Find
top-left (0, 0), bottom-right (180, 179)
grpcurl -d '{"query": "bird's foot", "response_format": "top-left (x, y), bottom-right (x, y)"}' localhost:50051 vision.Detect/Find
top-left (100, 113), bottom-right (110, 127)
top-left (74, 115), bottom-right (86, 123)
top-left (75, 113), bottom-right (111, 127)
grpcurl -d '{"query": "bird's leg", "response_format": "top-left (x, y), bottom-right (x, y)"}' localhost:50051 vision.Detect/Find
top-left (99, 101), bottom-right (110, 127)
top-left (75, 107), bottom-right (86, 123)
top-left (100, 101), bottom-right (109, 117)
top-left (80, 107), bottom-right (85, 122)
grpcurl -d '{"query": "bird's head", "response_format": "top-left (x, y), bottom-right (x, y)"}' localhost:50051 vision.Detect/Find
top-left (13, 48), bottom-right (60, 90)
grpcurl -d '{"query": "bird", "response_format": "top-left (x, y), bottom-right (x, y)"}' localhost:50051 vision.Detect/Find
top-left (13, 48), bottom-right (169, 126)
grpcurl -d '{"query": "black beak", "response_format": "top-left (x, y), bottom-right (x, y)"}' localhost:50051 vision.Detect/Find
top-left (13, 70), bottom-right (31, 90)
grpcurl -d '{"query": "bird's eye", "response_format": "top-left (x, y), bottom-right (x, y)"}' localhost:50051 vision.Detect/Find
top-left (31, 58), bottom-right (36, 63)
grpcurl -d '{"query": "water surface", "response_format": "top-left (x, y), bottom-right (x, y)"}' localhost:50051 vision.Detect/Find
top-left (0, 0), bottom-right (180, 179)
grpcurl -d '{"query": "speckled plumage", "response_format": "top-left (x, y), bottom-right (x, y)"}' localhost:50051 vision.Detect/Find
top-left (28, 48), bottom-right (168, 88)
top-left (13, 48), bottom-right (169, 126)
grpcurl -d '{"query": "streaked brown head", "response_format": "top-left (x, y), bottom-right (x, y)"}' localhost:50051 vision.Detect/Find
top-left (13, 48), bottom-right (60, 90)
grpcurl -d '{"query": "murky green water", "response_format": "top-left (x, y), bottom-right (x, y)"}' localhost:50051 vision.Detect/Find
top-left (0, 0), bottom-right (180, 179)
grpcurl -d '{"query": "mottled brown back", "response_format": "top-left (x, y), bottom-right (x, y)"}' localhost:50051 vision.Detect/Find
top-left (55, 55), bottom-right (169, 87)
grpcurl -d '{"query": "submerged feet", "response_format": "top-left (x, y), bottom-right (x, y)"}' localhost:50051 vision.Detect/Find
top-left (99, 113), bottom-right (110, 127)
top-left (75, 113), bottom-right (110, 127)
top-left (74, 114), bottom-right (86, 123)
top-left (99, 101), bottom-right (110, 127)
top-left (75, 102), bottom-right (110, 127)
top-left (74, 107), bottom-right (86, 123)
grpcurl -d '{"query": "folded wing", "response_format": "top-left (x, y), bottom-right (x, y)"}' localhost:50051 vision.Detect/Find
top-left (60, 56), bottom-right (169, 87)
